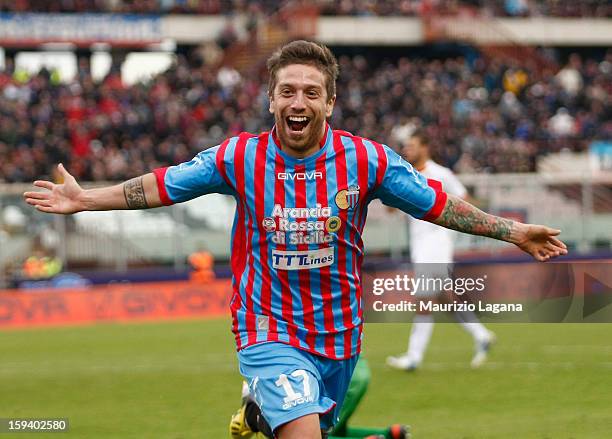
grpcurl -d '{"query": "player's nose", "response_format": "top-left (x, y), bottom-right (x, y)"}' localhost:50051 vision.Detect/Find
top-left (290, 91), bottom-right (306, 111)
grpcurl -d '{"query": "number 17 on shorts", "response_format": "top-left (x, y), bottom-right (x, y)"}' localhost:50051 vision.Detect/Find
top-left (274, 370), bottom-right (314, 409)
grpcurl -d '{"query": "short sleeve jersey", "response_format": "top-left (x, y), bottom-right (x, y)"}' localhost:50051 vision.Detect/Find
top-left (154, 125), bottom-right (447, 359)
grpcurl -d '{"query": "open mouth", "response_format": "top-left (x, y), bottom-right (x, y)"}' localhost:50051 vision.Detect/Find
top-left (286, 116), bottom-right (310, 133)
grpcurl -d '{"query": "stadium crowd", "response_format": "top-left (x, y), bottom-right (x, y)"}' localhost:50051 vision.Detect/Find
top-left (0, 49), bottom-right (610, 182)
top-left (0, 0), bottom-right (609, 17)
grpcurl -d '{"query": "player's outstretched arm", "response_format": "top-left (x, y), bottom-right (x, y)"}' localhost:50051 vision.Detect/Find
top-left (23, 164), bottom-right (162, 214)
top-left (432, 194), bottom-right (568, 262)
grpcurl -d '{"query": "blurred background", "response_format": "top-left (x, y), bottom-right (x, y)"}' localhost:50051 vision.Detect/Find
top-left (0, 0), bottom-right (610, 289)
top-left (1, 2), bottom-right (611, 438)
top-left (0, 0), bottom-right (612, 287)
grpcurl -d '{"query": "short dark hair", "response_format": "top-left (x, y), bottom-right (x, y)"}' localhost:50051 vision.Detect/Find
top-left (267, 40), bottom-right (339, 100)
top-left (411, 129), bottom-right (431, 147)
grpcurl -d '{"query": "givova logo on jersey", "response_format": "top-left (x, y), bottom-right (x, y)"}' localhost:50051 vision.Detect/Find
top-left (277, 171), bottom-right (323, 181)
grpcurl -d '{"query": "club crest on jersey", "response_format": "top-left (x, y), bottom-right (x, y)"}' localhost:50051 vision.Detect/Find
top-left (335, 185), bottom-right (360, 210)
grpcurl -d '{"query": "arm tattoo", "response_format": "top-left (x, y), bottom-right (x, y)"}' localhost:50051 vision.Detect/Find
top-left (123, 176), bottom-right (149, 209)
top-left (435, 195), bottom-right (514, 241)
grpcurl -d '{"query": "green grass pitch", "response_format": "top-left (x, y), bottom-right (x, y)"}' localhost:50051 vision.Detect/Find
top-left (2, 319), bottom-right (611, 438)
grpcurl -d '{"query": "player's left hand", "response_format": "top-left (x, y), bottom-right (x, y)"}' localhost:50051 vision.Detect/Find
top-left (512, 224), bottom-right (568, 261)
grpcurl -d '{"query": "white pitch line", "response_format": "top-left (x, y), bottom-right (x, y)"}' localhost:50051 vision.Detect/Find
top-left (408, 345), bottom-right (612, 354)
top-left (384, 361), bottom-right (612, 371)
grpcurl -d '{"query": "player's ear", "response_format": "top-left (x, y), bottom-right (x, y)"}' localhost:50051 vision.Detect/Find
top-left (269, 94), bottom-right (275, 114)
top-left (325, 94), bottom-right (336, 118)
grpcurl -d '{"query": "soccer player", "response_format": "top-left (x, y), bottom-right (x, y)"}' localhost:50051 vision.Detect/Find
top-left (24, 40), bottom-right (567, 439)
top-left (386, 130), bottom-right (495, 372)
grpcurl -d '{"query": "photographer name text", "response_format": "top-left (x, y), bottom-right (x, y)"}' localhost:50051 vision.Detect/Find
top-left (371, 300), bottom-right (523, 314)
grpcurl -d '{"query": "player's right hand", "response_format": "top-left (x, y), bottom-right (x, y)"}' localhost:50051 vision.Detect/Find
top-left (23, 164), bottom-right (85, 214)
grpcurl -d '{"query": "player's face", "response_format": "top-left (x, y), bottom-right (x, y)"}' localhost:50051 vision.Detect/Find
top-left (402, 136), bottom-right (426, 166)
top-left (269, 64), bottom-right (335, 158)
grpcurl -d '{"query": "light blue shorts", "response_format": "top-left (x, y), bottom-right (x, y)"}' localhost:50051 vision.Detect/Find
top-left (237, 342), bottom-right (359, 432)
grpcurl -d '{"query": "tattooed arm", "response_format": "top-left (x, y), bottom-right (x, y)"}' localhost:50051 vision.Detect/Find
top-left (24, 164), bottom-right (162, 214)
top-left (122, 176), bottom-right (152, 209)
top-left (432, 194), bottom-right (568, 261)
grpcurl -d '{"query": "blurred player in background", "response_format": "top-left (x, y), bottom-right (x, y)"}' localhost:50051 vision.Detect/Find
top-left (387, 130), bottom-right (496, 371)
top-left (327, 359), bottom-right (409, 439)
top-left (24, 40), bottom-right (567, 439)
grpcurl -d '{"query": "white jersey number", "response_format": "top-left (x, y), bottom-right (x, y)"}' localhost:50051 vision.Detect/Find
top-left (275, 370), bottom-right (311, 404)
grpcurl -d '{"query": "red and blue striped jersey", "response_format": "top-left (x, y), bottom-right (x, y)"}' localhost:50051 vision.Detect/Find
top-left (153, 124), bottom-right (447, 359)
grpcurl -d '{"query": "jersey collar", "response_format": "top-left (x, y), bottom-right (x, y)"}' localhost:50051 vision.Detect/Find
top-left (270, 122), bottom-right (332, 164)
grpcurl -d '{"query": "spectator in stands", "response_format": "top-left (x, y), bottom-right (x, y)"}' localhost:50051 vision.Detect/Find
top-left (548, 107), bottom-right (576, 138)
top-left (503, 66), bottom-right (529, 96)
top-left (556, 53), bottom-right (584, 97)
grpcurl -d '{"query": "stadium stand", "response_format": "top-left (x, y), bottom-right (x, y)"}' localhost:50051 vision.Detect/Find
top-left (0, 2), bottom-right (610, 277)
top-left (0, 0), bottom-right (609, 17)
top-left (0, 48), bottom-right (609, 182)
